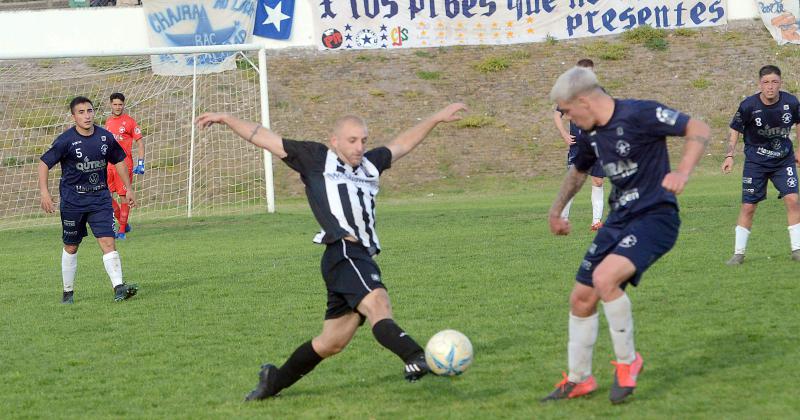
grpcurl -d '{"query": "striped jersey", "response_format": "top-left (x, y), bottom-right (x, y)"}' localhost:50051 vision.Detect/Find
top-left (281, 139), bottom-right (393, 255)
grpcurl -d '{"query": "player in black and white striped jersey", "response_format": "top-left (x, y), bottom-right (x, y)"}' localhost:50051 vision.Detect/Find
top-left (196, 103), bottom-right (467, 400)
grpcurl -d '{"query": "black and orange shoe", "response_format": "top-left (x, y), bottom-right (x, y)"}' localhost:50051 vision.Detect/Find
top-left (541, 372), bottom-right (597, 402)
top-left (609, 352), bottom-right (644, 404)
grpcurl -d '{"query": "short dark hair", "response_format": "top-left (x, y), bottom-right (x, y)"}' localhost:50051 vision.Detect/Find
top-left (110, 92), bottom-right (126, 102)
top-left (576, 58), bottom-right (594, 68)
top-left (69, 96), bottom-right (94, 114)
top-left (759, 65), bottom-right (781, 78)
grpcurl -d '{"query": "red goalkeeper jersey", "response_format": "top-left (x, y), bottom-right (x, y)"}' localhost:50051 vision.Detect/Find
top-left (105, 114), bottom-right (142, 158)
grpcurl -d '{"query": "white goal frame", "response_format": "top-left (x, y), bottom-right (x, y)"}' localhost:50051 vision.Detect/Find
top-left (0, 43), bottom-right (275, 228)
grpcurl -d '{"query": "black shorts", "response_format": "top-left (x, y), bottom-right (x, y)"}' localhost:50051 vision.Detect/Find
top-left (321, 239), bottom-right (386, 321)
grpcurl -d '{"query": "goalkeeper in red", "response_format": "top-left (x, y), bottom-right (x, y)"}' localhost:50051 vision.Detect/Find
top-left (106, 92), bottom-right (144, 239)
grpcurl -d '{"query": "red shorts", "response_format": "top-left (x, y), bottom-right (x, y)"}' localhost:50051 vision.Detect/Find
top-left (107, 157), bottom-right (133, 195)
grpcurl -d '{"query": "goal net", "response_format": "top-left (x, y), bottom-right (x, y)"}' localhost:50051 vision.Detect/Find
top-left (0, 49), bottom-right (271, 231)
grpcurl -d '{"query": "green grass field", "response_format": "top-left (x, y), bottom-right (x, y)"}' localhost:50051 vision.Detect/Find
top-left (2, 173), bottom-right (799, 418)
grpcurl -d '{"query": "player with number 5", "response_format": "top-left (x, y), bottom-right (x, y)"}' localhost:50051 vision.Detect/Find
top-left (722, 65), bottom-right (800, 265)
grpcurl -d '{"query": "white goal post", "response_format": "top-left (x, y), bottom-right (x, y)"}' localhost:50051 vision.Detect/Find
top-left (0, 44), bottom-right (275, 231)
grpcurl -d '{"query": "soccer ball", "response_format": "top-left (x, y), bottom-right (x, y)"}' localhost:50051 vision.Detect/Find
top-left (424, 329), bottom-right (473, 376)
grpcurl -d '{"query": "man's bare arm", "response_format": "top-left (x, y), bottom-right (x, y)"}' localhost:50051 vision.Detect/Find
top-left (196, 113), bottom-right (286, 158)
top-left (550, 166), bottom-right (588, 219)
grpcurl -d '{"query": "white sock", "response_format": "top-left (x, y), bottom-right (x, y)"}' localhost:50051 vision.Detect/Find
top-left (567, 312), bottom-right (599, 383)
top-left (789, 223), bottom-right (800, 251)
top-left (591, 185), bottom-right (604, 223)
top-left (561, 198), bottom-right (573, 220)
top-left (602, 293), bottom-right (636, 364)
top-left (102, 251), bottom-right (124, 288)
top-left (62, 249), bottom-right (77, 292)
top-left (734, 225), bottom-right (750, 255)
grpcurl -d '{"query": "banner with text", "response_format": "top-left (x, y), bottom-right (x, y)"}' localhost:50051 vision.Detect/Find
top-left (315, 0), bottom-right (727, 50)
top-left (143, 0), bottom-right (256, 75)
top-left (756, 0), bottom-right (800, 44)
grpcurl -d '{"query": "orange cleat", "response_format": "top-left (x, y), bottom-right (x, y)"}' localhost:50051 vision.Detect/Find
top-left (541, 372), bottom-right (597, 402)
top-left (590, 221), bottom-right (603, 231)
top-left (609, 352), bottom-right (644, 404)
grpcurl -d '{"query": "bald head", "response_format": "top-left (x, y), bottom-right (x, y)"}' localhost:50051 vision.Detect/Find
top-left (332, 115), bottom-right (368, 137)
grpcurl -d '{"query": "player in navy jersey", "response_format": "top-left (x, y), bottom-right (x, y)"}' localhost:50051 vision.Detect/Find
top-left (38, 96), bottom-right (138, 304)
top-left (721, 65), bottom-right (800, 265)
top-left (553, 58), bottom-right (606, 231)
top-left (541, 67), bottom-right (710, 404)
top-left (195, 103), bottom-right (466, 400)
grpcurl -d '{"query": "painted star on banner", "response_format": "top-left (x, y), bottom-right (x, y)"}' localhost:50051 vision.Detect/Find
top-left (262, 0), bottom-right (291, 30)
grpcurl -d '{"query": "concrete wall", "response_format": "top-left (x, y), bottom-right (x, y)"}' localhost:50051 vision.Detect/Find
top-left (0, 1), bottom-right (760, 58)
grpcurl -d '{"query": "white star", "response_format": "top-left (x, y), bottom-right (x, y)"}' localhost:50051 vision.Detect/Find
top-left (262, 1), bottom-right (290, 31)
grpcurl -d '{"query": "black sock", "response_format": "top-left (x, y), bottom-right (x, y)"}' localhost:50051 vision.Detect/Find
top-left (274, 340), bottom-right (323, 392)
top-left (372, 319), bottom-right (424, 363)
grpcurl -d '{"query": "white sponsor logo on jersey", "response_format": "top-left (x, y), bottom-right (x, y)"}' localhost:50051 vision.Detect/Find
top-left (604, 159), bottom-right (638, 180)
top-left (619, 234), bottom-right (638, 248)
top-left (656, 107), bottom-right (679, 126)
top-left (788, 177), bottom-right (797, 188)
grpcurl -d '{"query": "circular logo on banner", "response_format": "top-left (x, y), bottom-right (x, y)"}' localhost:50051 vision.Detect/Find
top-left (321, 28), bottom-right (343, 49)
top-left (355, 29), bottom-right (378, 48)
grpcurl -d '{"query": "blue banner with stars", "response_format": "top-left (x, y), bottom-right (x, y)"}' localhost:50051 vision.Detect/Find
top-left (143, 0), bottom-right (256, 76)
top-left (253, 0), bottom-right (294, 40)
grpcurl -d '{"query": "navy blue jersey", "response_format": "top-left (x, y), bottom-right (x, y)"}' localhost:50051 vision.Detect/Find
top-left (730, 92), bottom-right (800, 169)
top-left (40, 125), bottom-right (126, 212)
top-left (573, 99), bottom-right (690, 223)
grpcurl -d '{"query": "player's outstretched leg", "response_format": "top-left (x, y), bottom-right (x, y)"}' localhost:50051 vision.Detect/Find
top-left (245, 340), bottom-right (323, 401)
top-left (244, 364), bottom-right (279, 401)
top-left (371, 318), bottom-right (430, 381)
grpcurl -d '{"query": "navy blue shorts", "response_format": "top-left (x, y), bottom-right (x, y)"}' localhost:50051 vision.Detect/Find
top-left (321, 239), bottom-right (385, 321)
top-left (60, 208), bottom-right (115, 245)
top-left (567, 148), bottom-right (605, 178)
top-left (742, 160), bottom-right (799, 204)
top-left (576, 207), bottom-right (680, 289)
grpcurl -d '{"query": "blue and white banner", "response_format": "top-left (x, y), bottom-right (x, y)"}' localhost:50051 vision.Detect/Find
top-left (143, 0), bottom-right (256, 75)
top-left (253, 0), bottom-right (295, 39)
top-left (314, 0), bottom-right (727, 50)
top-left (756, 0), bottom-right (800, 44)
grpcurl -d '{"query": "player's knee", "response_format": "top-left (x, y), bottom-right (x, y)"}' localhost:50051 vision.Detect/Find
top-left (63, 244), bottom-right (78, 254)
top-left (741, 204), bottom-right (757, 217)
top-left (591, 274), bottom-right (617, 298)
top-left (569, 285), bottom-right (597, 313)
top-left (313, 337), bottom-right (348, 358)
top-left (358, 290), bottom-right (392, 320)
